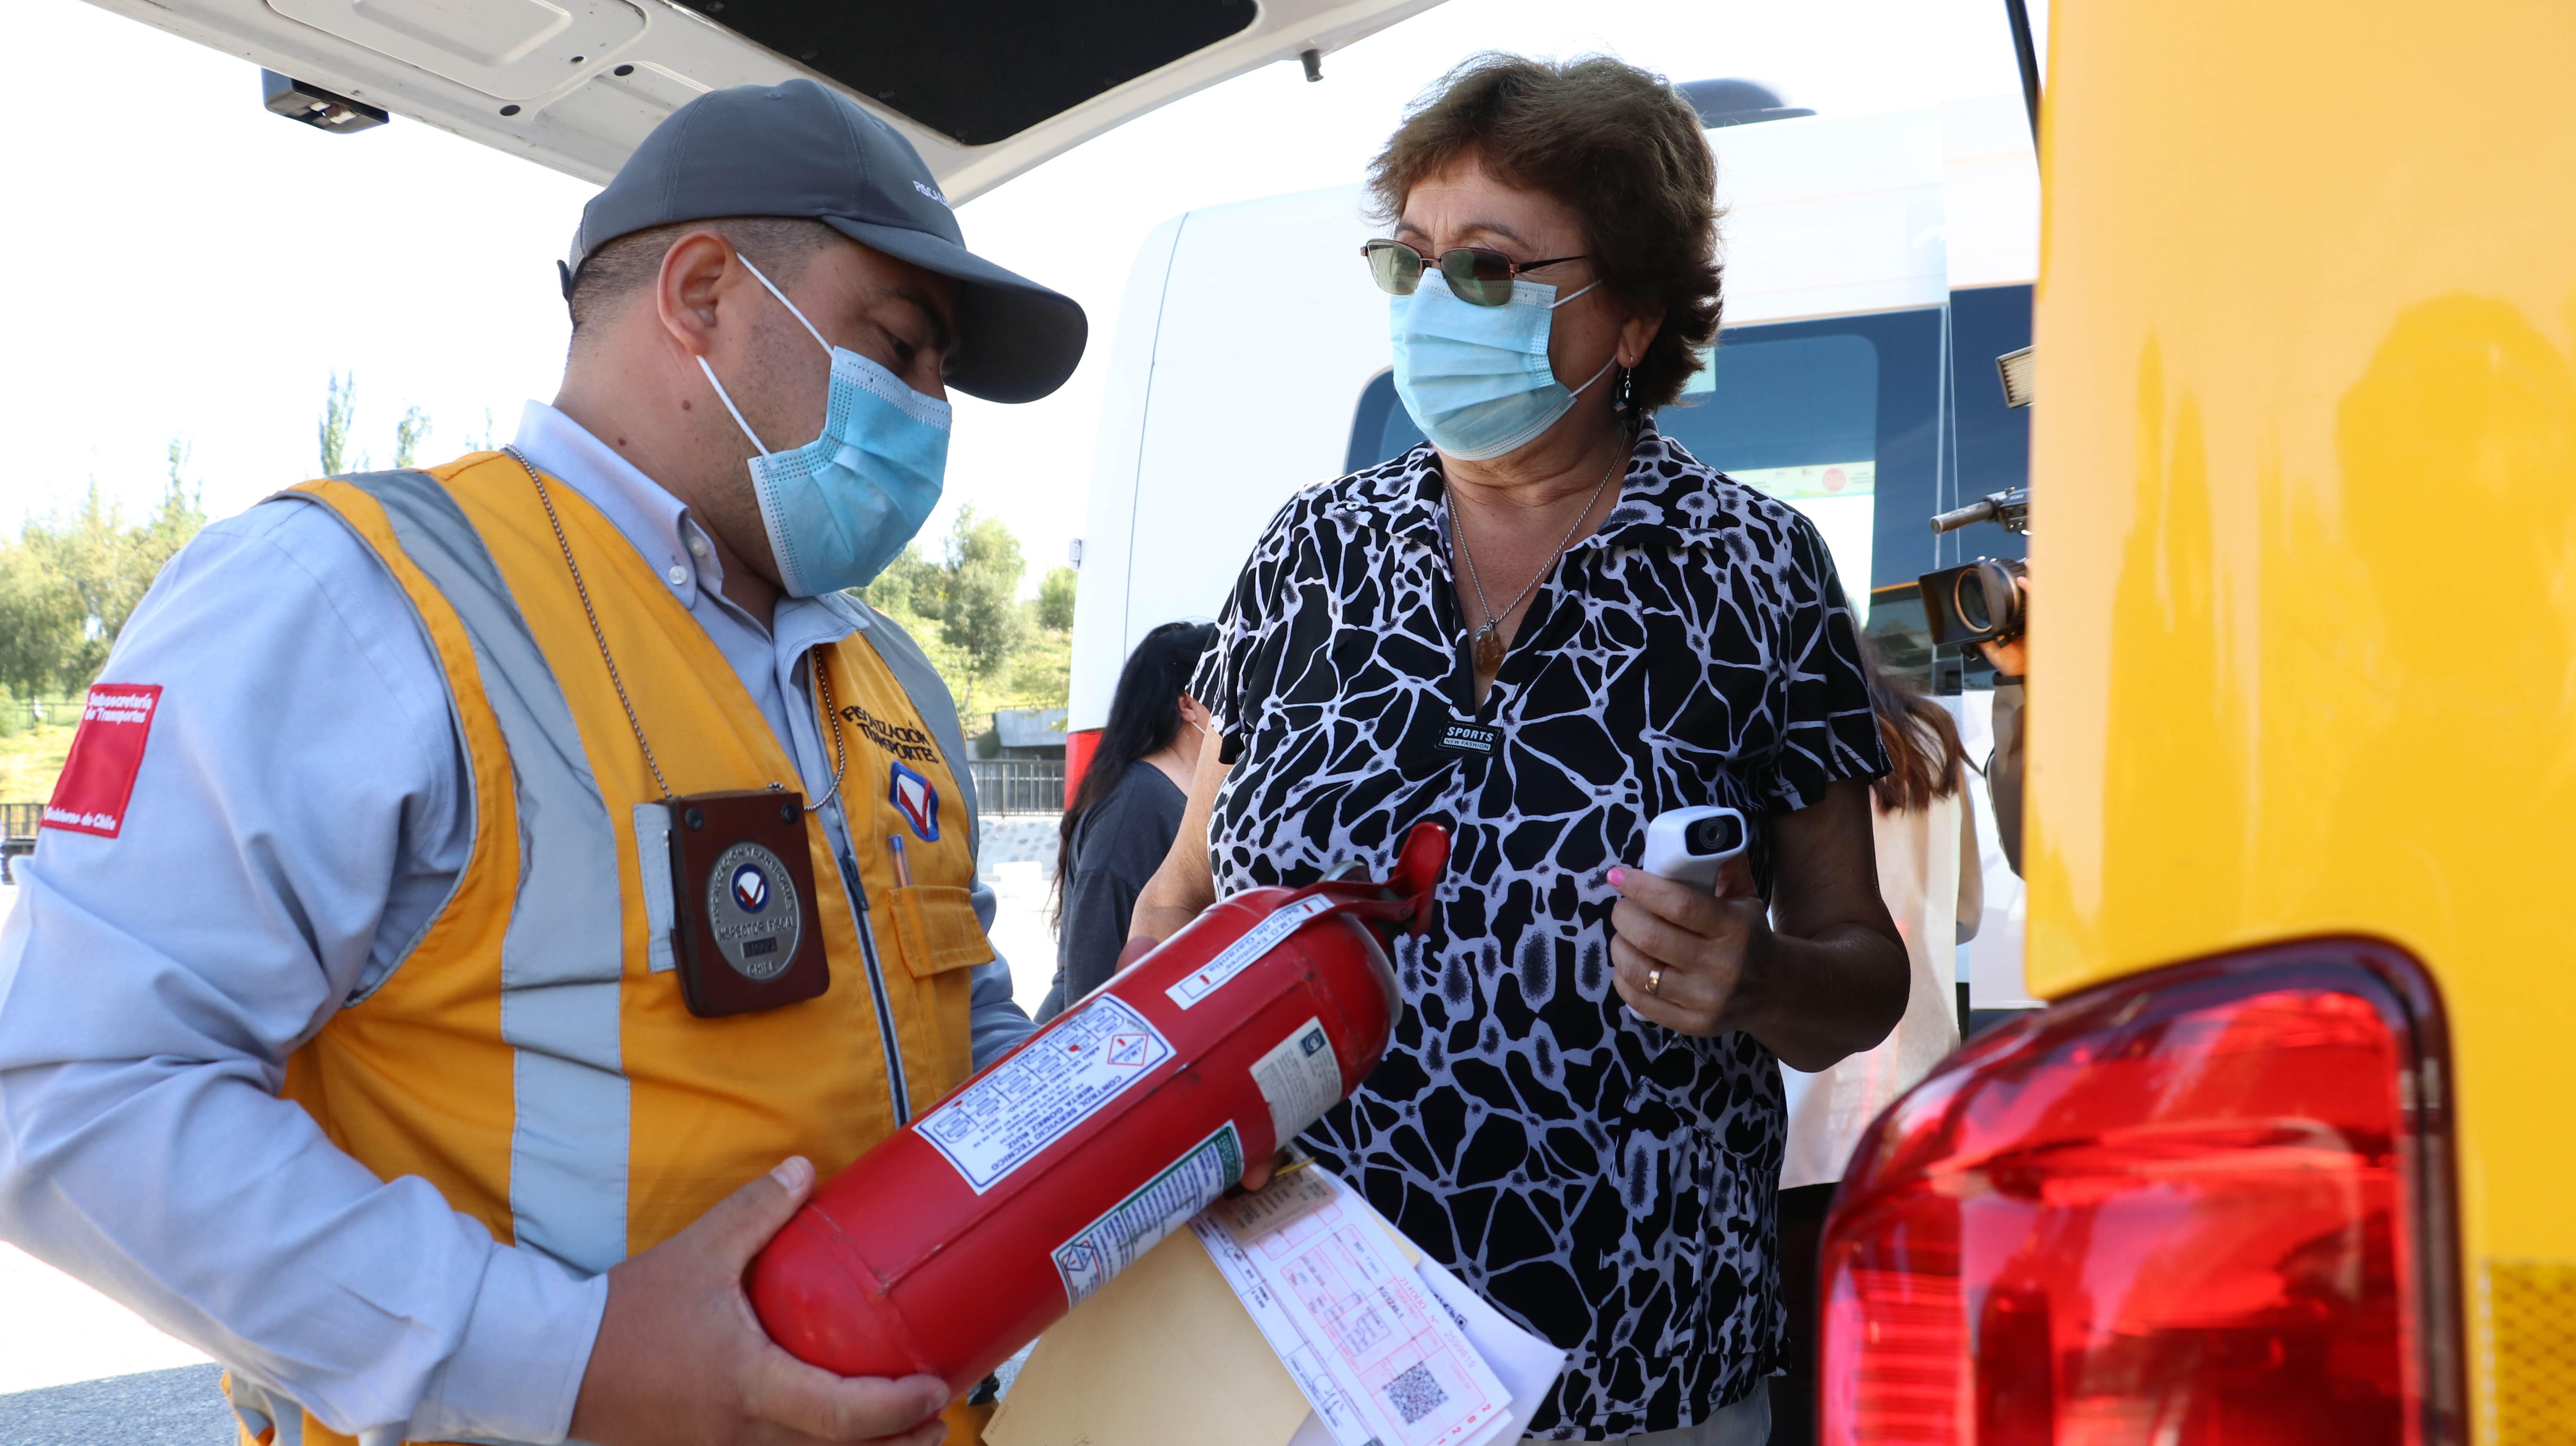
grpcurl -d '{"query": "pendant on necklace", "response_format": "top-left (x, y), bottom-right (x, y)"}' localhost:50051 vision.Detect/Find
top-left (1472, 623), bottom-right (1505, 674)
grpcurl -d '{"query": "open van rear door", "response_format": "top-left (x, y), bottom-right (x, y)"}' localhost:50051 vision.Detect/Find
top-left (76, 0), bottom-right (1446, 199)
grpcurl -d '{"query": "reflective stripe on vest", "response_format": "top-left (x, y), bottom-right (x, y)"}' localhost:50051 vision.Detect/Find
top-left (336, 467), bottom-right (630, 1274)
top-left (278, 453), bottom-right (986, 1232)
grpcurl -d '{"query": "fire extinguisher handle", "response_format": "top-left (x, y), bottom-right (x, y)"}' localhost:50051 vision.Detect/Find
top-left (1288, 821), bottom-right (1451, 938)
top-left (1392, 820), bottom-right (1448, 932)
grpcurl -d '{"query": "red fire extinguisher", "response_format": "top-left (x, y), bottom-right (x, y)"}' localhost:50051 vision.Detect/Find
top-left (747, 821), bottom-right (1449, 1393)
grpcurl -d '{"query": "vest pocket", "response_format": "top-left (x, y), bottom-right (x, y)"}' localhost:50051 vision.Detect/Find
top-left (887, 884), bottom-right (993, 1095)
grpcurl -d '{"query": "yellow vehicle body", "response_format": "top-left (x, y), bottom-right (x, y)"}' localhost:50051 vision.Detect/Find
top-left (2027, 0), bottom-right (2576, 1434)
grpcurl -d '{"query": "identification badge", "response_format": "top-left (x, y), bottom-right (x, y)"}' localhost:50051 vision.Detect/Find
top-left (664, 790), bottom-right (830, 1018)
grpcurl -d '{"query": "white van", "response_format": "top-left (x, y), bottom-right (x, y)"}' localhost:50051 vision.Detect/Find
top-left (1066, 88), bottom-right (2043, 1009)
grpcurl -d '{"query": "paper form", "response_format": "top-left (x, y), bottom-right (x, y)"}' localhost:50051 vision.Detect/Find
top-left (1405, 1252), bottom-right (1568, 1446)
top-left (1199, 1169), bottom-right (1513, 1446)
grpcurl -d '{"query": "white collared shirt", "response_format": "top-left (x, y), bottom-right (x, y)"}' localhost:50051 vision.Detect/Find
top-left (0, 403), bottom-right (1028, 1443)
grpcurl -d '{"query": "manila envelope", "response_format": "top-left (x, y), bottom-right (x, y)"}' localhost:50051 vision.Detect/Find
top-left (983, 1224), bottom-right (1308, 1446)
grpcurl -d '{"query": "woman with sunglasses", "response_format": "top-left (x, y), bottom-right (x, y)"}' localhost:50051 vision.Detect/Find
top-left (1132, 55), bottom-right (1908, 1446)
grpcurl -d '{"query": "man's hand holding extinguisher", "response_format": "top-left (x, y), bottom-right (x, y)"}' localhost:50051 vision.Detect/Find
top-left (573, 1155), bottom-right (951, 1446)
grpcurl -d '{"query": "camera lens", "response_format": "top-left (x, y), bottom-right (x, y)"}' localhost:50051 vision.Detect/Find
top-left (1956, 572), bottom-right (1993, 632)
top-left (1684, 814), bottom-right (1744, 855)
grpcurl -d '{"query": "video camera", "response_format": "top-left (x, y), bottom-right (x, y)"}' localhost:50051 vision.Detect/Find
top-left (1919, 487), bottom-right (2029, 649)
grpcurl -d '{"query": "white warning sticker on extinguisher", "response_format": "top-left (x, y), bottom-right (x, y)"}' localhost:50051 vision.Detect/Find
top-left (1167, 894), bottom-right (1334, 1009)
top-left (1250, 1017), bottom-right (1345, 1149)
top-left (915, 994), bottom-right (1175, 1192)
top-left (1050, 1123), bottom-right (1244, 1307)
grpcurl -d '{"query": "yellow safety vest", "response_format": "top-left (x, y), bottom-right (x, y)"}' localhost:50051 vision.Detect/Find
top-left (225, 454), bottom-right (995, 1446)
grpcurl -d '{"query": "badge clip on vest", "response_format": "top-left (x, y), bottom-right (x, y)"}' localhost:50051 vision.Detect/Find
top-left (665, 790), bottom-right (831, 1017)
top-left (511, 450), bottom-right (835, 1020)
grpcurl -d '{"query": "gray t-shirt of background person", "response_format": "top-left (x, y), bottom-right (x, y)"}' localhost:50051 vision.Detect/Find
top-left (1036, 760), bottom-right (1187, 1021)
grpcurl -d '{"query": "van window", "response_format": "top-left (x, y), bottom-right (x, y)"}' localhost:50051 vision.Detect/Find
top-left (1346, 371), bottom-right (1428, 475)
top-left (1341, 310), bottom-right (1941, 625)
top-left (1660, 334), bottom-right (1880, 617)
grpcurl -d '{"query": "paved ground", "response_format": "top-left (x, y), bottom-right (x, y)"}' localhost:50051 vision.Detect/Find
top-left (0, 1365), bottom-right (234, 1446)
top-left (979, 814), bottom-right (1065, 1014)
top-left (0, 831), bottom-right (1067, 1429)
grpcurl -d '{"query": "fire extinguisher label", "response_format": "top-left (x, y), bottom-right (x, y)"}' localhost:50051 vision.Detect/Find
top-left (1050, 1123), bottom-right (1245, 1307)
top-left (1251, 1018), bottom-right (1345, 1150)
top-left (915, 994), bottom-right (1176, 1192)
top-left (1168, 894), bottom-right (1335, 1009)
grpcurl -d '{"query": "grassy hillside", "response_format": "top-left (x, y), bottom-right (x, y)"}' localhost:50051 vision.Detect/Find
top-left (0, 706), bottom-right (81, 803)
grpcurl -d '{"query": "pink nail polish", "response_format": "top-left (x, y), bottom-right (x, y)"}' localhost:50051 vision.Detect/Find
top-left (1607, 866), bottom-right (1625, 886)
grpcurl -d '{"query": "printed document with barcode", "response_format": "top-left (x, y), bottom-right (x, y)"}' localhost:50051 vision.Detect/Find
top-left (1195, 1167), bottom-right (1553, 1446)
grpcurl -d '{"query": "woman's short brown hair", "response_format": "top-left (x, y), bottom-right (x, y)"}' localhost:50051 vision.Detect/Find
top-left (1367, 54), bottom-right (1722, 412)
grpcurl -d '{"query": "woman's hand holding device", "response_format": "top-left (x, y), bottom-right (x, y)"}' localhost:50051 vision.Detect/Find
top-left (1638, 806), bottom-right (1748, 890)
top-left (1610, 807), bottom-right (1771, 1037)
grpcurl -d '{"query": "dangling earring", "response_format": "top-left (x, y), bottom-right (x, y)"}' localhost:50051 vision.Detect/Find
top-left (1612, 363), bottom-right (1634, 412)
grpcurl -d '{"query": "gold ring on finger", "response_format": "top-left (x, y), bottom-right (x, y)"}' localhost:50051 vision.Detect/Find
top-left (1647, 967), bottom-right (1664, 997)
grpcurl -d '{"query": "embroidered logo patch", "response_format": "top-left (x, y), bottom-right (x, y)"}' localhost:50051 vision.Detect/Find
top-left (45, 684), bottom-right (163, 838)
top-left (889, 760), bottom-right (941, 842)
top-left (1437, 721), bottom-right (1501, 756)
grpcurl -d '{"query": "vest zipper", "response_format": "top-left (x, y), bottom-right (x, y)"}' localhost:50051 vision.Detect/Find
top-left (838, 846), bottom-right (913, 1122)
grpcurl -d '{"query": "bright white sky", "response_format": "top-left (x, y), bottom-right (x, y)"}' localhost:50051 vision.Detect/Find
top-left (2, 0), bottom-right (2040, 589)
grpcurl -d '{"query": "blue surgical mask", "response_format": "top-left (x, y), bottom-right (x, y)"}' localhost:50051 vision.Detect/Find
top-left (1390, 273), bottom-right (1615, 462)
top-left (697, 256), bottom-right (952, 597)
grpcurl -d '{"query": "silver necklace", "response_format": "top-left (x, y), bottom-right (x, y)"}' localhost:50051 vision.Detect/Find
top-left (1452, 440), bottom-right (1626, 674)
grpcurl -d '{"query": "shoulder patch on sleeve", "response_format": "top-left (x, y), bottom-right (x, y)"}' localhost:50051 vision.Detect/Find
top-left (43, 684), bottom-right (163, 838)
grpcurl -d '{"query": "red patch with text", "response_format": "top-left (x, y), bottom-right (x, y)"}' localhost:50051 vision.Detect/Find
top-left (44, 684), bottom-right (163, 838)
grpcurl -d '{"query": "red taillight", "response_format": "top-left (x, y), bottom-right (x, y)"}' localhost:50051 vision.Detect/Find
top-left (1820, 941), bottom-right (2458, 1445)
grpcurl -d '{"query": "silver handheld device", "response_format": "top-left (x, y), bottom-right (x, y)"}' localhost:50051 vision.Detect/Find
top-left (1639, 806), bottom-right (1749, 893)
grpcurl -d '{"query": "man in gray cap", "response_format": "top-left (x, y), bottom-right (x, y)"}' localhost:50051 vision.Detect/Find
top-left (0, 79), bottom-right (1081, 1446)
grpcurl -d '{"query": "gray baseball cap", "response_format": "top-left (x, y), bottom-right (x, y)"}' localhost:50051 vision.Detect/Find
top-left (563, 78), bottom-right (1085, 404)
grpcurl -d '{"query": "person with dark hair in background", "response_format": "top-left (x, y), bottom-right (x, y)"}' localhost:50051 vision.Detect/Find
top-left (1767, 633), bottom-right (1981, 1445)
top-left (1035, 620), bottom-right (1217, 1021)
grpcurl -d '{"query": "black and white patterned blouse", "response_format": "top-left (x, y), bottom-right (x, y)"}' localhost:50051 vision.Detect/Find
top-left (1191, 418), bottom-right (1885, 1439)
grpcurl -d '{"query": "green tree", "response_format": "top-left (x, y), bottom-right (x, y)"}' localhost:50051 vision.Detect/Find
top-left (853, 515), bottom-right (1072, 718)
top-left (34, 485), bottom-right (137, 687)
top-left (319, 371), bottom-right (358, 475)
top-left (1036, 563), bottom-right (1077, 632)
top-left (394, 406), bottom-right (432, 468)
top-left (0, 539), bottom-right (77, 704)
top-left (1001, 624), bottom-right (1072, 713)
top-left (938, 506), bottom-right (1028, 716)
top-left (137, 444), bottom-right (210, 600)
top-left (862, 542), bottom-right (946, 624)
top-left (6, 444), bottom-right (209, 696)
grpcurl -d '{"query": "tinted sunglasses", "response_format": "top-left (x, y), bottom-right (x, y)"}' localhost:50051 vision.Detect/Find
top-left (1363, 240), bottom-right (1589, 306)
